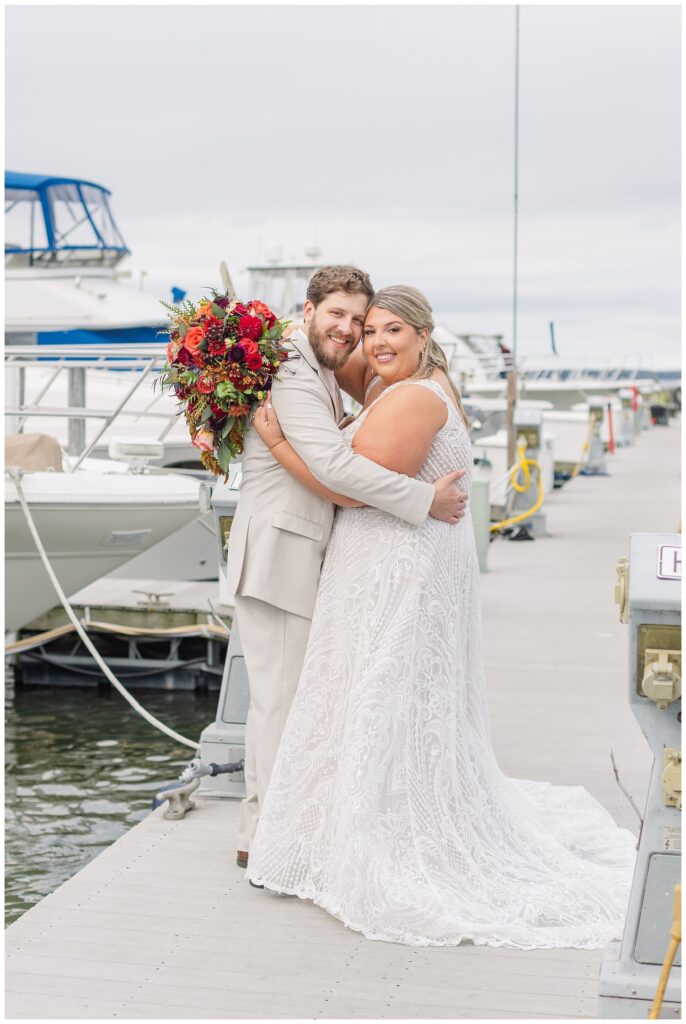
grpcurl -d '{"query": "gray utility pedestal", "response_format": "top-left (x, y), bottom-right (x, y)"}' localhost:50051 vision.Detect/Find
top-left (198, 616), bottom-right (248, 799)
top-left (197, 470), bottom-right (247, 799)
top-left (512, 409), bottom-right (546, 538)
top-left (618, 388), bottom-right (637, 446)
top-left (598, 533), bottom-right (681, 1018)
top-left (583, 398), bottom-right (610, 475)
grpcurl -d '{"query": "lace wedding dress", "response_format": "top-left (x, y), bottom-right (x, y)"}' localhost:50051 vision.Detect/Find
top-left (246, 379), bottom-right (636, 948)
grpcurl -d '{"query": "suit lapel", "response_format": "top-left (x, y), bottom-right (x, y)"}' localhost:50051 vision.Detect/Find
top-left (289, 330), bottom-right (340, 420)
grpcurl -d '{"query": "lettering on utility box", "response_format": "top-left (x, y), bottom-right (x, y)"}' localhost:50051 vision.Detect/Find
top-left (657, 545), bottom-right (681, 581)
top-left (663, 827), bottom-right (681, 853)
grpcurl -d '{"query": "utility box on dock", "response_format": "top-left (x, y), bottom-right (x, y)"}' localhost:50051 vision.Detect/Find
top-left (512, 409), bottom-right (547, 538)
top-left (618, 388), bottom-right (638, 446)
top-left (598, 533), bottom-right (681, 1019)
top-left (577, 399), bottom-right (609, 475)
top-left (208, 466), bottom-right (242, 607)
top-left (198, 617), bottom-right (248, 799)
top-left (197, 469), bottom-right (246, 797)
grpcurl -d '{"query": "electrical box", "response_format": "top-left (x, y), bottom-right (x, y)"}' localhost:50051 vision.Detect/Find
top-left (599, 533), bottom-right (681, 1018)
top-left (510, 408), bottom-right (546, 538)
top-left (196, 465), bottom-right (246, 798)
top-left (197, 607), bottom-right (248, 800)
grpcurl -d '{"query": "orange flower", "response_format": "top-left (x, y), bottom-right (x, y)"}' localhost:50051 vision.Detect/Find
top-left (248, 299), bottom-right (277, 326)
top-left (191, 428), bottom-right (216, 452)
top-left (197, 301), bottom-right (213, 317)
top-left (184, 326), bottom-right (205, 353)
top-left (166, 339), bottom-right (181, 363)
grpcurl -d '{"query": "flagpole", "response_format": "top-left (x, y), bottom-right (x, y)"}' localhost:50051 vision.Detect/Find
top-left (507, 4), bottom-right (520, 469)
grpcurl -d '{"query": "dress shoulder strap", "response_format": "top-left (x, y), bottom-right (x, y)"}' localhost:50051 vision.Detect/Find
top-left (365, 376), bottom-right (457, 417)
top-left (411, 378), bottom-right (455, 409)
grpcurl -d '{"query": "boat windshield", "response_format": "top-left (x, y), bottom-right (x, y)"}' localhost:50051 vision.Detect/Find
top-left (5, 182), bottom-right (129, 268)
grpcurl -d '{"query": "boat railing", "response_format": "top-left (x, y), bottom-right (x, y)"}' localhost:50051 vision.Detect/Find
top-left (4, 344), bottom-right (181, 470)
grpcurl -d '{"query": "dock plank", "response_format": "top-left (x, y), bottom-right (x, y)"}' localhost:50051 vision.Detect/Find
top-left (5, 417), bottom-right (680, 1019)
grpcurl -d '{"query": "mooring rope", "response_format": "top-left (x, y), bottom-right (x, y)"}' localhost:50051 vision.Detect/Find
top-left (8, 468), bottom-right (199, 750)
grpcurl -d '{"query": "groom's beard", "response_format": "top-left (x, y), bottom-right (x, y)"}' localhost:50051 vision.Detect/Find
top-left (307, 321), bottom-right (357, 370)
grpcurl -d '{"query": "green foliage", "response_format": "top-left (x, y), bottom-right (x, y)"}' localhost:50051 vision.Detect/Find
top-left (200, 404), bottom-right (213, 423)
top-left (159, 298), bottom-right (185, 317)
top-left (217, 445), bottom-right (233, 475)
top-left (221, 417), bottom-right (235, 438)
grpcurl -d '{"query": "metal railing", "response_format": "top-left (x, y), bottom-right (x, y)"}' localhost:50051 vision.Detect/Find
top-left (5, 344), bottom-right (184, 472)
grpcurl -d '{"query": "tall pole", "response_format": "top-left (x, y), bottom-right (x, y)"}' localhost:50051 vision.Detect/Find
top-left (507, 4), bottom-right (520, 468)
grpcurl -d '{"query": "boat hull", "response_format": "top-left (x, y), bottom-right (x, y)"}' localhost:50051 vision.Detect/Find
top-left (5, 473), bottom-right (200, 631)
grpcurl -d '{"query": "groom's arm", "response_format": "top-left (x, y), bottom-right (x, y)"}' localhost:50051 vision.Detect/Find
top-left (271, 374), bottom-right (434, 526)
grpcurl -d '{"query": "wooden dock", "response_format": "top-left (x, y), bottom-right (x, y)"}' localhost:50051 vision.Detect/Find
top-left (5, 417), bottom-right (680, 1019)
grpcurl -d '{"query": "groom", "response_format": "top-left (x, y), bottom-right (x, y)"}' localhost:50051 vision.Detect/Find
top-left (225, 265), bottom-right (468, 867)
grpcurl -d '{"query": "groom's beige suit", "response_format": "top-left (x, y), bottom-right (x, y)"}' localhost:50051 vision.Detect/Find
top-left (226, 330), bottom-right (435, 852)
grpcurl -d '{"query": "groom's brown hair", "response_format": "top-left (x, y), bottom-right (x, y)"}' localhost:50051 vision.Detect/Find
top-left (307, 265), bottom-right (374, 308)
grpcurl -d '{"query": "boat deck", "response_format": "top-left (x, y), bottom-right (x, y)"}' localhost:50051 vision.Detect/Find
top-left (5, 418), bottom-right (680, 1020)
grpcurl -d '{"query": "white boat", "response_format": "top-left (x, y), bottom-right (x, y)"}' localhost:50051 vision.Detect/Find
top-left (5, 440), bottom-right (202, 632)
top-left (5, 171), bottom-right (200, 468)
top-left (5, 171), bottom-right (166, 342)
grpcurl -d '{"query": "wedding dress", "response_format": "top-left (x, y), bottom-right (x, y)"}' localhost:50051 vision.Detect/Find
top-left (246, 379), bottom-right (636, 948)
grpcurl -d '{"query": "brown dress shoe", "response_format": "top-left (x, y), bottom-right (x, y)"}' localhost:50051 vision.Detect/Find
top-left (236, 850), bottom-right (248, 868)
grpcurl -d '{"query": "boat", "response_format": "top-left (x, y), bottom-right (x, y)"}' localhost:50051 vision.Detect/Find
top-left (5, 170), bottom-right (166, 344)
top-left (5, 437), bottom-right (202, 632)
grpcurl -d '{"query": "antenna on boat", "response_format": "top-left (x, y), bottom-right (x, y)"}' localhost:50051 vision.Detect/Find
top-left (506, 4), bottom-right (521, 468)
top-left (219, 261), bottom-right (238, 301)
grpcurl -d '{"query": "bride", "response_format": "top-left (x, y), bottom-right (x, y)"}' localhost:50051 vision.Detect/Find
top-left (245, 285), bottom-right (636, 949)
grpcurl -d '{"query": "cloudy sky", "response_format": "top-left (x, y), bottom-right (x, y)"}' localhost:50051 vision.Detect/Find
top-left (6, 4), bottom-right (680, 366)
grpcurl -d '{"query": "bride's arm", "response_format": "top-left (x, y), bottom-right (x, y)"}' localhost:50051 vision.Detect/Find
top-left (252, 404), bottom-right (363, 508)
top-left (351, 384), bottom-right (448, 474)
top-left (334, 342), bottom-right (375, 405)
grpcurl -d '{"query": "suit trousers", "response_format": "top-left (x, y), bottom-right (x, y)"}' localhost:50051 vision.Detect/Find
top-left (234, 593), bottom-right (312, 853)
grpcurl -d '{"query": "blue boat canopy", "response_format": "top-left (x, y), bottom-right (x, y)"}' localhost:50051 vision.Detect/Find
top-left (5, 170), bottom-right (130, 267)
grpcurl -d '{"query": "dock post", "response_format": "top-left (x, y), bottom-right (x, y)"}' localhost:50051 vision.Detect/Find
top-left (67, 367), bottom-right (86, 455)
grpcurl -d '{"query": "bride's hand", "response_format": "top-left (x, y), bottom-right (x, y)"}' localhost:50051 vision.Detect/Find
top-left (253, 399), bottom-right (285, 450)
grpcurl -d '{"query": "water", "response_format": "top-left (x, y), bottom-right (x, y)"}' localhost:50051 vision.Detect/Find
top-left (5, 676), bottom-right (217, 925)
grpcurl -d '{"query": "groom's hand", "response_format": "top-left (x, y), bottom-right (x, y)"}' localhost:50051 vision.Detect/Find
top-left (429, 469), bottom-right (468, 523)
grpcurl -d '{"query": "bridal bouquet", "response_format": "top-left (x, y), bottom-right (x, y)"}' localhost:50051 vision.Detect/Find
top-left (158, 292), bottom-right (290, 476)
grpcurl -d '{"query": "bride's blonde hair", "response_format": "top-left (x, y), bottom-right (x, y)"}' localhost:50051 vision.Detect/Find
top-left (369, 285), bottom-right (469, 427)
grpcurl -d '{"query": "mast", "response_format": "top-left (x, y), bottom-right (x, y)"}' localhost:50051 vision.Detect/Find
top-left (507, 4), bottom-right (520, 468)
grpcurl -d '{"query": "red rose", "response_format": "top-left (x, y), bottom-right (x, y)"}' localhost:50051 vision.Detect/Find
top-left (197, 376), bottom-right (214, 394)
top-left (239, 338), bottom-right (259, 356)
top-left (238, 315), bottom-right (263, 341)
top-left (231, 302), bottom-right (248, 316)
top-left (176, 347), bottom-right (193, 366)
top-left (246, 352), bottom-right (263, 371)
top-left (184, 326), bottom-right (205, 353)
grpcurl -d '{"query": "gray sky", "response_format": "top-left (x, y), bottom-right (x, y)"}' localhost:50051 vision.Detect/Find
top-left (6, 4), bottom-right (681, 367)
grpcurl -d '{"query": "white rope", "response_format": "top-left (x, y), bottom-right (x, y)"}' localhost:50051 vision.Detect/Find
top-left (9, 468), bottom-right (199, 750)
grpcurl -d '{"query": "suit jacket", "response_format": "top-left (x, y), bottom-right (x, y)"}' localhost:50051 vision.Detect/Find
top-left (225, 330), bottom-right (435, 618)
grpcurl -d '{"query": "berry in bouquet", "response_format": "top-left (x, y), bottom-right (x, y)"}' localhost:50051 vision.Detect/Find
top-left (158, 292), bottom-right (290, 476)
